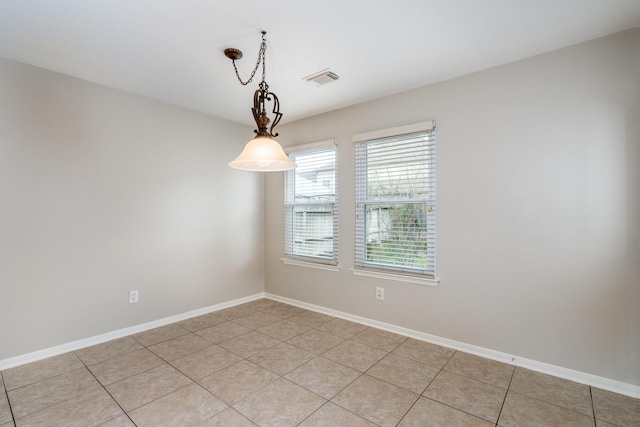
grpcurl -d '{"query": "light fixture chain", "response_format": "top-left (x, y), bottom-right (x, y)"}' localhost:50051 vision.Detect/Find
top-left (262, 38), bottom-right (266, 85)
top-left (232, 38), bottom-right (267, 86)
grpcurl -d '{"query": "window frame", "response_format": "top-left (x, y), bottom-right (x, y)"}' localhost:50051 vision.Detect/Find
top-left (283, 139), bottom-right (339, 268)
top-left (353, 121), bottom-right (438, 285)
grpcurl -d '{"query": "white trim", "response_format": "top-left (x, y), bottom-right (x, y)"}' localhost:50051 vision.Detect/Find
top-left (0, 293), bottom-right (265, 371)
top-left (352, 120), bottom-right (435, 143)
top-left (4, 291), bottom-right (638, 398)
top-left (264, 293), bottom-right (640, 399)
top-left (281, 257), bottom-right (340, 271)
top-left (351, 268), bottom-right (440, 286)
top-left (285, 138), bottom-right (336, 154)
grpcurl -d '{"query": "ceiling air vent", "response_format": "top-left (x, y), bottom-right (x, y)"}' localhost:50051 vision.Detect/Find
top-left (304, 69), bottom-right (339, 86)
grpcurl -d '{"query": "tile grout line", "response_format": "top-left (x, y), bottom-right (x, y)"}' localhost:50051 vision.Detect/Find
top-left (1, 371), bottom-right (17, 426)
top-left (3, 364), bottom-right (95, 424)
top-left (319, 357), bottom-right (368, 424)
top-left (363, 336), bottom-right (422, 426)
top-left (395, 348), bottom-right (456, 426)
top-left (494, 361), bottom-right (516, 427)
top-left (77, 353), bottom-right (138, 426)
top-left (416, 349), bottom-right (511, 425)
top-left (505, 366), bottom-right (599, 424)
top-left (589, 386), bottom-right (597, 425)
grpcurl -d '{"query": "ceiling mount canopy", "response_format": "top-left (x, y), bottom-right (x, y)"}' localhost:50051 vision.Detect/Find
top-left (226, 31), bottom-right (296, 172)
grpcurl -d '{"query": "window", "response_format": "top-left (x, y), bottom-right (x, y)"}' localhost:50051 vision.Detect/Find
top-left (354, 121), bottom-right (436, 280)
top-left (284, 140), bottom-right (338, 266)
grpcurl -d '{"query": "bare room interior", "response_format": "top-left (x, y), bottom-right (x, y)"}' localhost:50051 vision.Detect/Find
top-left (0, 1), bottom-right (639, 426)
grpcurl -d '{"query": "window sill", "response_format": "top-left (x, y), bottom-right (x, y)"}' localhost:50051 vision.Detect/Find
top-left (281, 258), bottom-right (340, 272)
top-left (351, 268), bottom-right (440, 286)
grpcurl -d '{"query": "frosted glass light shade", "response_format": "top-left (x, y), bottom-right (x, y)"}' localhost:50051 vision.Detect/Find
top-left (229, 136), bottom-right (297, 171)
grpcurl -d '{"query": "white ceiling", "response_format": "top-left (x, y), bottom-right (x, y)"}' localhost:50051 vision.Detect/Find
top-left (2, 0), bottom-right (640, 126)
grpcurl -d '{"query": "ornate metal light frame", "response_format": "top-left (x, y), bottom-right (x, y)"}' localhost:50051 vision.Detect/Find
top-left (225, 32), bottom-right (296, 171)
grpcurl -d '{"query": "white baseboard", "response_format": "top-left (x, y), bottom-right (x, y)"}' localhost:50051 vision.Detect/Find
top-left (2, 291), bottom-right (637, 399)
top-left (265, 293), bottom-right (640, 399)
top-left (0, 293), bottom-right (265, 371)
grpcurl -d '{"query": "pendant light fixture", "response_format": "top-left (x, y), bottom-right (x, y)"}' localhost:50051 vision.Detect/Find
top-left (225, 31), bottom-right (296, 172)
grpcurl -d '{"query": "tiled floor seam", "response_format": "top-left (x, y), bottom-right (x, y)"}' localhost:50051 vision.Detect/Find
top-left (391, 392), bottom-right (421, 426)
top-left (1, 372), bottom-right (16, 426)
top-left (393, 349), bottom-right (449, 426)
top-left (79, 356), bottom-right (137, 426)
top-left (493, 357), bottom-right (516, 427)
top-left (361, 369), bottom-right (421, 395)
top-left (420, 396), bottom-right (500, 426)
top-left (395, 397), bottom-right (419, 426)
top-left (589, 385), bottom-right (597, 423)
top-left (298, 400), bottom-right (381, 427)
top-left (125, 381), bottom-right (200, 418)
top-left (8, 381), bottom-right (102, 426)
top-left (287, 327), bottom-right (343, 353)
top-left (326, 369), bottom-right (365, 399)
top-left (294, 402), bottom-right (324, 427)
top-left (418, 348), bottom-right (503, 426)
top-left (505, 389), bottom-right (597, 425)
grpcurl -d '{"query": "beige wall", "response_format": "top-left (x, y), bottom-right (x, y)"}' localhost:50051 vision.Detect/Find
top-left (0, 59), bottom-right (264, 360)
top-left (265, 29), bottom-right (640, 386)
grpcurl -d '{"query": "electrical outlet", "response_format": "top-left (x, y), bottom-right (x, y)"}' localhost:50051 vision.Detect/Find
top-left (129, 290), bottom-right (139, 304)
top-left (376, 287), bottom-right (384, 300)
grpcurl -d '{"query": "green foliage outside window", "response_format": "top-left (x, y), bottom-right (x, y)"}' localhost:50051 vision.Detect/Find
top-left (365, 203), bottom-right (428, 268)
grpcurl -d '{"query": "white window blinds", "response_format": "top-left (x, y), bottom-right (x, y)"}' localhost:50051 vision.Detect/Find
top-left (354, 122), bottom-right (436, 277)
top-left (285, 140), bottom-right (338, 265)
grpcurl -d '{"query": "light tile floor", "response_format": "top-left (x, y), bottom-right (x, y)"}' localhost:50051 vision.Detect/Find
top-left (1, 299), bottom-right (638, 426)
